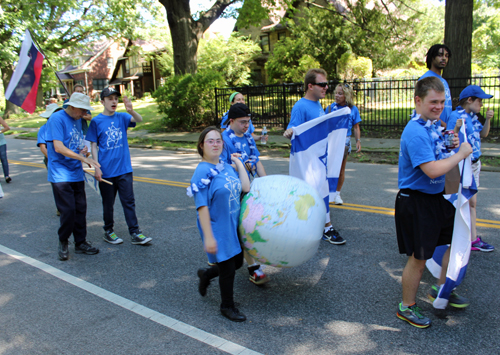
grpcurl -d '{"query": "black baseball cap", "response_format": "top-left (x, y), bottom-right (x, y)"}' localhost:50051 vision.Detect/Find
top-left (100, 87), bottom-right (121, 100)
top-left (228, 103), bottom-right (251, 119)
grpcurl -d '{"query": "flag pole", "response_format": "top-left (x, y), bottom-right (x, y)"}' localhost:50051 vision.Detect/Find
top-left (27, 28), bottom-right (70, 98)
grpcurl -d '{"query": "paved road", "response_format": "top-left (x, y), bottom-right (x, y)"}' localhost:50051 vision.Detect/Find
top-left (1, 137), bottom-right (499, 355)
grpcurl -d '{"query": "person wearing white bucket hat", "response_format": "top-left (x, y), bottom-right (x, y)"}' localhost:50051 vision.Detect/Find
top-left (46, 92), bottom-right (101, 261)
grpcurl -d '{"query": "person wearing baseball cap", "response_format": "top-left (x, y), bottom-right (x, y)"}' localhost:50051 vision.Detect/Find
top-left (86, 87), bottom-right (152, 246)
top-left (219, 92), bottom-right (265, 142)
top-left (45, 92), bottom-right (101, 260)
top-left (446, 85), bottom-right (495, 252)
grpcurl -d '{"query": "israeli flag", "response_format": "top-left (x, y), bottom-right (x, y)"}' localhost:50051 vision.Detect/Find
top-left (289, 107), bottom-right (350, 223)
top-left (425, 123), bottom-right (477, 309)
top-left (83, 170), bottom-right (100, 194)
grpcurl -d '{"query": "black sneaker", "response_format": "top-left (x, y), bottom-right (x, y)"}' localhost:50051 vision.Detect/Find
top-left (5, 176), bottom-right (11, 183)
top-left (427, 285), bottom-right (470, 308)
top-left (197, 268), bottom-right (211, 296)
top-left (322, 227), bottom-right (346, 245)
top-left (397, 303), bottom-right (431, 328)
top-left (103, 230), bottom-right (123, 244)
top-left (131, 232), bottom-right (152, 245)
top-left (75, 241), bottom-right (99, 255)
top-left (58, 240), bottom-right (69, 261)
top-left (220, 306), bottom-right (246, 322)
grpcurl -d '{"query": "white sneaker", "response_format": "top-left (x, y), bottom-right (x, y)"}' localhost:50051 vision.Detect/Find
top-left (334, 193), bottom-right (343, 205)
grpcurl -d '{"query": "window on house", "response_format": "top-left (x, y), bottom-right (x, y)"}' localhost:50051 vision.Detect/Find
top-left (93, 79), bottom-right (109, 90)
top-left (125, 60), bottom-right (130, 75)
top-left (278, 32), bottom-right (286, 41)
top-left (260, 34), bottom-right (270, 53)
top-left (107, 58), bottom-right (114, 68)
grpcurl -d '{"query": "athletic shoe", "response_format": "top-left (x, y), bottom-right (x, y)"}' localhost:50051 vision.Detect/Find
top-left (397, 303), bottom-right (431, 328)
top-left (248, 265), bottom-right (270, 285)
top-left (220, 306), bottom-right (246, 322)
top-left (427, 285), bottom-right (470, 308)
top-left (103, 230), bottom-right (123, 244)
top-left (471, 237), bottom-right (494, 252)
top-left (322, 227), bottom-right (346, 245)
top-left (75, 241), bottom-right (99, 255)
top-left (197, 268), bottom-right (211, 296)
top-left (58, 240), bottom-right (69, 261)
top-left (131, 232), bottom-right (152, 245)
top-left (5, 176), bottom-right (11, 183)
top-left (333, 193), bottom-right (343, 205)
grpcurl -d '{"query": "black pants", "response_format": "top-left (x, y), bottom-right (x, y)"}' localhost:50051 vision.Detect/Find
top-left (205, 251), bottom-right (244, 308)
top-left (51, 181), bottom-right (87, 244)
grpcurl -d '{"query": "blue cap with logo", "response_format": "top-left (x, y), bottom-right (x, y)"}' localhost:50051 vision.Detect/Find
top-left (459, 85), bottom-right (493, 101)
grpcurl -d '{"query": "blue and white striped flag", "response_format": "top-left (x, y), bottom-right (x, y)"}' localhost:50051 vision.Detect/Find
top-left (289, 107), bottom-right (350, 223)
top-left (425, 123), bottom-right (477, 309)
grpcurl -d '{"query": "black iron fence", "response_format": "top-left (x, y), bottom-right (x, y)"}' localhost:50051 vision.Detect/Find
top-left (214, 76), bottom-right (500, 131)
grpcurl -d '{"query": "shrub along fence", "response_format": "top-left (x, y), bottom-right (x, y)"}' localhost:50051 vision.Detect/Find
top-left (214, 76), bottom-right (500, 132)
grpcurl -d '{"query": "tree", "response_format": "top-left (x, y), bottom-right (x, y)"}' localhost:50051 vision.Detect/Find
top-left (158, 0), bottom-right (284, 75)
top-left (442, 0), bottom-right (474, 98)
top-left (0, 0), bottom-right (160, 117)
top-left (472, 0), bottom-right (500, 69)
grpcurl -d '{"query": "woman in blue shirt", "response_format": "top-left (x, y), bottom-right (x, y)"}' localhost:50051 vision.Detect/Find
top-left (325, 84), bottom-right (361, 205)
top-left (188, 126), bottom-right (250, 322)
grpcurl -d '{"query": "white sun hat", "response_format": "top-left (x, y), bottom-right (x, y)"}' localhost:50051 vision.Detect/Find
top-left (65, 92), bottom-right (94, 111)
top-left (40, 103), bottom-right (61, 118)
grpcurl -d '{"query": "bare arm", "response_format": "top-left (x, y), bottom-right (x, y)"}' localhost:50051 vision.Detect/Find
top-left (255, 160), bottom-right (267, 177)
top-left (420, 142), bottom-right (472, 179)
top-left (283, 128), bottom-right (293, 139)
top-left (480, 109), bottom-right (493, 138)
top-left (353, 123), bottom-right (361, 153)
top-left (231, 154), bottom-right (250, 192)
top-left (53, 140), bottom-right (100, 169)
top-left (198, 206), bottom-right (217, 254)
top-left (39, 144), bottom-right (48, 158)
top-left (0, 117), bottom-right (10, 134)
top-left (123, 96), bottom-right (143, 123)
top-left (91, 142), bottom-right (103, 181)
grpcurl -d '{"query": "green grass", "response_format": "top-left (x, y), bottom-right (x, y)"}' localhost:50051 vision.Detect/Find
top-left (128, 137), bottom-right (197, 150)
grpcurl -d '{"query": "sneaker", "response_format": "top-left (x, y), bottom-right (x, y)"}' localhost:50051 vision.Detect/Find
top-left (5, 176), bottom-right (11, 183)
top-left (397, 303), bottom-right (431, 328)
top-left (322, 227), bottom-right (346, 245)
top-left (471, 237), bottom-right (494, 252)
top-left (103, 230), bottom-right (123, 244)
top-left (197, 268), bottom-right (211, 296)
top-left (427, 285), bottom-right (470, 308)
top-left (75, 241), bottom-right (99, 255)
top-left (131, 232), bottom-right (152, 245)
top-left (220, 306), bottom-right (246, 322)
top-left (333, 193), bottom-right (343, 205)
top-left (248, 265), bottom-right (270, 285)
top-left (58, 240), bottom-right (69, 261)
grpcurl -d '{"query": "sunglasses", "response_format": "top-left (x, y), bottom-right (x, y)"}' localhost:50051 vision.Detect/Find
top-left (313, 82), bottom-right (328, 88)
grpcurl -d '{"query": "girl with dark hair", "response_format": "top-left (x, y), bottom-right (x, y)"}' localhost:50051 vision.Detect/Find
top-left (188, 126), bottom-right (250, 322)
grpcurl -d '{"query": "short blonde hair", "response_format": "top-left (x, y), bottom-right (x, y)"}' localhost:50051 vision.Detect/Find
top-left (336, 84), bottom-right (354, 107)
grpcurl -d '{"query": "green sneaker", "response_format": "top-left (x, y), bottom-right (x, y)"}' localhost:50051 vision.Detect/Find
top-left (103, 230), bottom-right (123, 245)
top-left (428, 285), bottom-right (470, 308)
top-left (397, 303), bottom-right (431, 328)
top-left (131, 232), bottom-right (152, 245)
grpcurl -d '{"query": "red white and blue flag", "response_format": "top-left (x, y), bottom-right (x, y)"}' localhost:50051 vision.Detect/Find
top-left (5, 29), bottom-right (44, 114)
top-left (425, 123), bottom-right (477, 309)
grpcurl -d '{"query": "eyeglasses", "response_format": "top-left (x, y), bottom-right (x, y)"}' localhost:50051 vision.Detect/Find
top-left (237, 120), bottom-right (250, 125)
top-left (204, 139), bottom-right (223, 145)
top-left (313, 82), bottom-right (328, 88)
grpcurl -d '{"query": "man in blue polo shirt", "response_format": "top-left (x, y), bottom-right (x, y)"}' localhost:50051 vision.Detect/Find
top-left (395, 76), bottom-right (472, 329)
top-left (46, 93), bottom-right (101, 261)
top-left (419, 44), bottom-right (452, 126)
top-left (86, 87), bottom-right (152, 246)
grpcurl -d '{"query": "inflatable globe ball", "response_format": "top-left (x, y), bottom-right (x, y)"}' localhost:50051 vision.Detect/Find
top-left (238, 175), bottom-right (327, 268)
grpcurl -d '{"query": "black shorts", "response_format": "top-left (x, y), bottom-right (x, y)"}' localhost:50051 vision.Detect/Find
top-left (395, 189), bottom-right (455, 260)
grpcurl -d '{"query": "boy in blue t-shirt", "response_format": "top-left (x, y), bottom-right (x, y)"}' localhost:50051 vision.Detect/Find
top-left (86, 87), bottom-right (152, 245)
top-left (395, 77), bottom-right (472, 329)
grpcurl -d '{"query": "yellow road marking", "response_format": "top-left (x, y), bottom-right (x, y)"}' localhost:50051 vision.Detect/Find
top-left (11, 160), bottom-right (500, 229)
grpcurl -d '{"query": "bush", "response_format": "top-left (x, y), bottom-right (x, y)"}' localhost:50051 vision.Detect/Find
top-left (152, 70), bottom-right (225, 130)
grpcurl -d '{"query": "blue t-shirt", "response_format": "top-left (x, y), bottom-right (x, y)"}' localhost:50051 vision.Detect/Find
top-left (419, 71), bottom-right (452, 124)
top-left (398, 118), bottom-right (445, 194)
top-left (192, 162), bottom-right (242, 263)
top-left (287, 98), bottom-right (325, 129)
top-left (220, 129), bottom-right (261, 169)
top-left (220, 111), bottom-right (255, 134)
top-left (37, 124), bottom-right (48, 147)
top-left (326, 103), bottom-right (362, 136)
top-left (85, 112), bottom-right (136, 179)
top-left (46, 110), bottom-right (85, 183)
top-left (447, 107), bottom-right (483, 161)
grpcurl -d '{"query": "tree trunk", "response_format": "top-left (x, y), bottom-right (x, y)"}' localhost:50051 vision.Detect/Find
top-left (442, 0), bottom-right (474, 100)
top-left (1, 66), bottom-right (20, 118)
